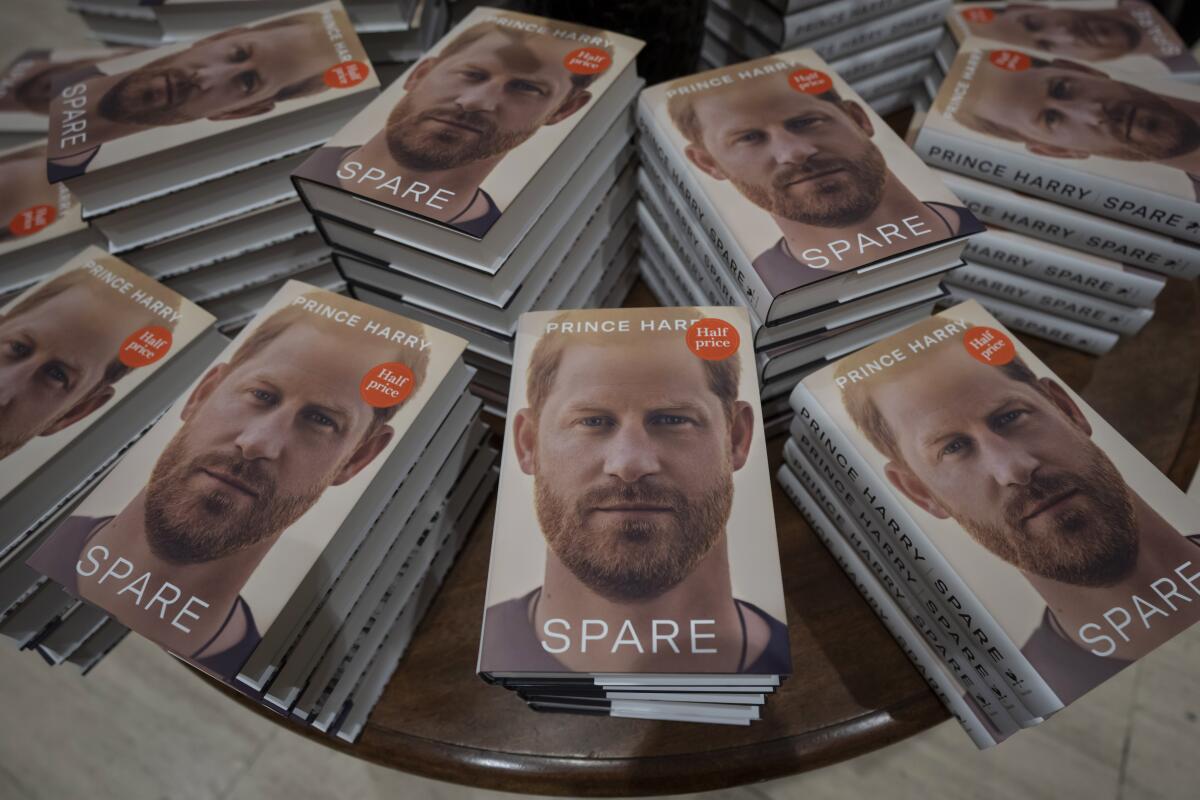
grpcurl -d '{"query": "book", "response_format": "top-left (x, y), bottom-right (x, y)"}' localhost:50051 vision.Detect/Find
top-left (915, 40), bottom-right (1200, 243)
top-left (945, 1), bottom-right (1200, 83)
top-left (27, 280), bottom-right (469, 682)
top-left (46, 2), bottom-right (378, 217)
top-left (0, 47), bottom-right (134, 141)
top-left (942, 285), bottom-right (1119, 355)
top-left (292, 6), bottom-right (644, 270)
top-left (478, 306), bottom-right (790, 722)
top-left (791, 300), bottom-right (1200, 719)
top-left (710, 0), bottom-right (929, 50)
top-left (637, 49), bottom-right (982, 324)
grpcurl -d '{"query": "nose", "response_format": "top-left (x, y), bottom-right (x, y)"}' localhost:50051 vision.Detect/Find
top-left (603, 422), bottom-right (663, 483)
top-left (980, 432), bottom-right (1040, 487)
top-left (0, 361), bottom-right (34, 407)
top-left (234, 408), bottom-right (287, 461)
top-left (770, 131), bottom-right (820, 166)
top-left (191, 61), bottom-right (240, 92)
top-left (455, 80), bottom-right (500, 113)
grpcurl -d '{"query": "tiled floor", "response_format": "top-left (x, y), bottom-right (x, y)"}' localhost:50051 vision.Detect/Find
top-left (4, 3), bottom-right (1200, 798)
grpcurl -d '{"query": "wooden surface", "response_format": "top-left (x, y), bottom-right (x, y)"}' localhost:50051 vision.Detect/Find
top-left (199, 277), bottom-right (1200, 797)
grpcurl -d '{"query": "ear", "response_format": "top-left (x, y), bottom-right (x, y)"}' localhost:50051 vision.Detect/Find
top-left (1026, 141), bottom-right (1089, 159)
top-left (332, 423), bottom-right (394, 486)
top-left (1038, 377), bottom-right (1092, 436)
top-left (884, 460), bottom-right (951, 519)
top-left (839, 100), bottom-right (875, 137)
top-left (403, 57), bottom-right (438, 91)
top-left (685, 143), bottom-right (728, 182)
top-left (545, 90), bottom-right (592, 125)
top-left (39, 384), bottom-right (115, 436)
top-left (513, 407), bottom-right (537, 476)
top-left (209, 100), bottom-right (275, 121)
top-left (729, 400), bottom-right (754, 471)
top-left (180, 363), bottom-right (229, 423)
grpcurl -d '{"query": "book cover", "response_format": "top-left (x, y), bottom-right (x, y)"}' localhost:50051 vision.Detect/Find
top-left (0, 141), bottom-right (88, 259)
top-left (292, 6), bottom-right (642, 240)
top-left (947, 1), bottom-right (1200, 81)
top-left (27, 281), bottom-right (467, 680)
top-left (0, 47), bottom-right (134, 130)
top-left (639, 50), bottom-right (981, 306)
top-left (918, 40), bottom-right (1200, 242)
top-left (804, 300), bottom-right (1200, 705)
top-left (0, 245), bottom-right (214, 501)
top-left (45, 1), bottom-right (377, 182)
top-left (479, 307), bottom-right (790, 676)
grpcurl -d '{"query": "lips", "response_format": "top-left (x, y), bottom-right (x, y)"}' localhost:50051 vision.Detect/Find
top-left (424, 114), bottom-right (483, 134)
top-left (593, 504), bottom-right (674, 513)
top-left (200, 467), bottom-right (259, 499)
top-left (1021, 488), bottom-right (1078, 523)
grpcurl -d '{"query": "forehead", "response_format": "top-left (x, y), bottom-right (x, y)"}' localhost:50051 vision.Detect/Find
top-left (694, 78), bottom-right (828, 127)
top-left (444, 30), bottom-right (577, 75)
top-left (543, 339), bottom-right (716, 408)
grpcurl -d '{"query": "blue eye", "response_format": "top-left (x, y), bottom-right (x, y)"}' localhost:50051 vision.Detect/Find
top-left (652, 414), bottom-right (691, 426)
top-left (995, 409), bottom-right (1025, 427)
top-left (579, 416), bottom-right (611, 428)
top-left (43, 363), bottom-right (68, 387)
top-left (7, 340), bottom-right (31, 358)
top-left (250, 388), bottom-right (275, 404)
top-left (306, 411), bottom-right (336, 428)
top-left (941, 437), bottom-right (970, 457)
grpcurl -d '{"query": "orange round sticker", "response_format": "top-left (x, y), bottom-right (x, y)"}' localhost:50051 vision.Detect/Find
top-left (119, 326), bottom-right (173, 368)
top-left (564, 47), bottom-right (611, 75)
top-left (963, 326), bottom-right (1015, 366)
top-left (360, 362), bottom-right (415, 409)
top-left (9, 204), bottom-right (56, 236)
top-left (961, 8), bottom-right (996, 23)
top-left (323, 60), bottom-right (371, 88)
top-left (989, 50), bottom-right (1031, 72)
top-left (789, 68), bottom-right (832, 95)
top-left (687, 317), bottom-right (740, 361)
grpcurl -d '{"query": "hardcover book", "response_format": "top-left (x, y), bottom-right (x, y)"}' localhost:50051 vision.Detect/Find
top-left (794, 300), bottom-right (1200, 712)
top-left (28, 280), bottom-right (468, 680)
top-left (0, 47), bottom-right (133, 134)
top-left (916, 39), bottom-right (1200, 243)
top-left (479, 306), bottom-right (790, 680)
top-left (945, 1), bottom-right (1200, 82)
top-left (292, 6), bottom-right (643, 261)
top-left (637, 49), bottom-right (982, 324)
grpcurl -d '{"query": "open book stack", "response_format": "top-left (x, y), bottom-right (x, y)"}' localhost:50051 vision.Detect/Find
top-left (636, 52), bottom-right (982, 435)
top-left (777, 300), bottom-right (1200, 747)
top-left (44, 2), bottom-right (380, 332)
top-left (0, 247), bottom-right (225, 671)
top-left (702, 0), bottom-right (951, 117)
top-left (292, 7), bottom-right (645, 417)
top-left (68, 0), bottom-right (450, 84)
top-left (478, 307), bottom-right (791, 725)
top-left (23, 280), bottom-right (497, 741)
top-left (910, 13), bottom-right (1200, 353)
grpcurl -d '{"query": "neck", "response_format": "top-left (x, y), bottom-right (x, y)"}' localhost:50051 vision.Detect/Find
top-left (534, 532), bottom-right (749, 673)
top-left (1028, 495), bottom-right (1200, 661)
top-left (343, 132), bottom-right (500, 223)
top-left (77, 489), bottom-right (266, 657)
top-left (773, 171), bottom-right (948, 272)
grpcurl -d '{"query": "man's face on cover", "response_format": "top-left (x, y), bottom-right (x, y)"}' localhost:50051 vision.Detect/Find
top-left (143, 324), bottom-right (387, 564)
top-left (686, 78), bottom-right (888, 227)
top-left (14, 59), bottom-right (97, 114)
top-left (519, 341), bottom-right (746, 602)
top-left (384, 30), bottom-right (589, 171)
top-left (873, 344), bottom-right (1138, 587)
top-left (971, 6), bottom-right (1142, 61)
top-left (0, 282), bottom-right (130, 459)
top-left (965, 61), bottom-right (1200, 161)
top-left (99, 22), bottom-right (328, 126)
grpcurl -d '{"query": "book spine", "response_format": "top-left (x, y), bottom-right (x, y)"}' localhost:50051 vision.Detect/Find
top-left (828, 25), bottom-right (943, 84)
top-left (946, 263), bottom-right (1153, 335)
top-left (781, 440), bottom-right (1023, 734)
top-left (851, 57), bottom-right (934, 102)
top-left (636, 99), bottom-right (776, 321)
top-left (937, 170), bottom-right (1200, 279)
top-left (637, 207), bottom-right (710, 306)
top-left (789, 382), bottom-right (1064, 718)
top-left (964, 230), bottom-right (1165, 308)
top-left (780, 0), bottom-right (919, 45)
top-left (942, 286), bottom-right (1119, 355)
top-left (776, 463), bottom-right (1006, 749)
top-left (915, 125), bottom-right (1200, 245)
top-left (805, 0), bottom-right (951, 62)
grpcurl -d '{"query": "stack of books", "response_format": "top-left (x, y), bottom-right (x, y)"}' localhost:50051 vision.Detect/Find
top-left (911, 21), bottom-right (1200, 353)
top-left (292, 7), bottom-right (645, 417)
top-left (18, 279), bottom-right (496, 741)
top-left (0, 247), bottom-right (225, 670)
top-left (0, 47), bottom-right (133, 150)
top-left (702, 0), bottom-right (951, 116)
top-left (43, 3), bottom-right (380, 332)
top-left (636, 51), bottom-right (983, 435)
top-left (919, 0), bottom-right (1200, 110)
top-left (478, 306), bottom-right (791, 725)
top-left (778, 301), bottom-right (1200, 747)
top-left (68, 0), bottom-right (449, 85)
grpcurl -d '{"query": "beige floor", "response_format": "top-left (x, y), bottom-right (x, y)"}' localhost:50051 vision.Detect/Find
top-left (4, 3), bottom-right (1200, 799)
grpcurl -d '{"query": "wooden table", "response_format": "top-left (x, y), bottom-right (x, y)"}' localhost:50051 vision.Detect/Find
top-left (203, 277), bottom-right (1200, 796)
